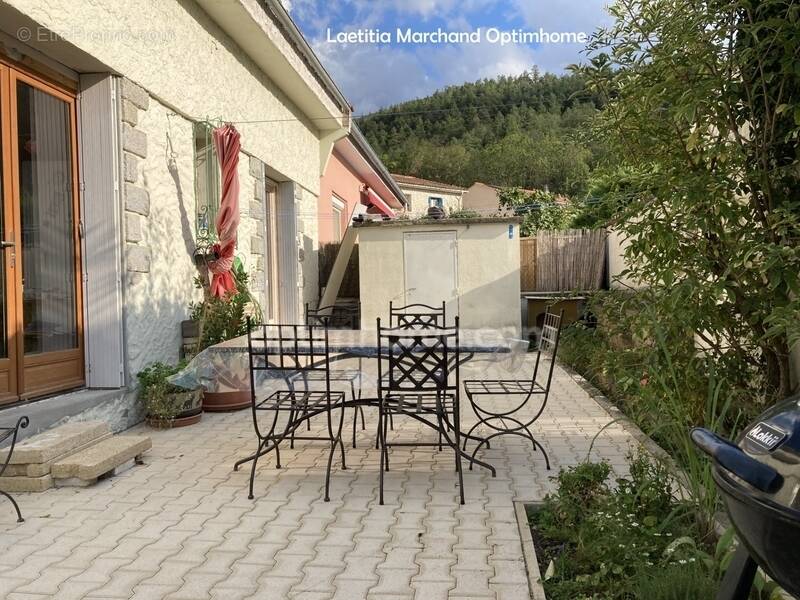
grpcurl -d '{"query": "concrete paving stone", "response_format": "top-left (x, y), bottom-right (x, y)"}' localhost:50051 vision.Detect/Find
top-left (492, 581), bottom-right (534, 599)
top-left (0, 577), bottom-right (31, 597)
top-left (412, 556), bottom-right (456, 582)
top-left (379, 546), bottom-right (419, 571)
top-left (127, 583), bottom-right (183, 600)
top-left (237, 541), bottom-right (285, 566)
top-left (197, 549), bottom-right (244, 575)
top-left (452, 569), bottom-right (494, 598)
top-left (165, 571), bottom-right (229, 599)
top-left (368, 567), bottom-right (418, 596)
top-left (332, 578), bottom-right (376, 600)
top-left (246, 576), bottom-right (301, 599)
top-left (410, 579), bottom-right (453, 600)
top-left (82, 569), bottom-right (153, 599)
top-left (15, 566), bottom-right (85, 596)
top-left (489, 558), bottom-right (529, 585)
top-left (293, 565), bottom-right (342, 593)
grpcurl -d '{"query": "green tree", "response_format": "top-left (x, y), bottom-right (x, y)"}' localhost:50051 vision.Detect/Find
top-left (573, 0), bottom-right (800, 397)
top-left (498, 187), bottom-right (578, 236)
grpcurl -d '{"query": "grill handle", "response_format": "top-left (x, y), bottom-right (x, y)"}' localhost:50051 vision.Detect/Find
top-left (691, 427), bottom-right (783, 493)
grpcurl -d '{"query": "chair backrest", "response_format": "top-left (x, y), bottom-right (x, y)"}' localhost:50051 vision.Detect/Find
top-left (531, 310), bottom-right (564, 393)
top-left (389, 300), bottom-right (447, 330)
top-left (245, 317), bottom-right (333, 393)
top-left (377, 316), bottom-right (460, 396)
top-left (305, 302), bottom-right (360, 330)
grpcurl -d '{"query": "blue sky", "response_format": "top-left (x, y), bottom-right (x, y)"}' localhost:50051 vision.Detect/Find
top-left (281, 1), bottom-right (612, 113)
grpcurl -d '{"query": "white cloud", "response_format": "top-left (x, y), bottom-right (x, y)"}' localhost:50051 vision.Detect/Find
top-left (297, 1), bottom-right (612, 111)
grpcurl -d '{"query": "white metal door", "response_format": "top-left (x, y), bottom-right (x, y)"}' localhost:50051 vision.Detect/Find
top-left (403, 231), bottom-right (458, 318)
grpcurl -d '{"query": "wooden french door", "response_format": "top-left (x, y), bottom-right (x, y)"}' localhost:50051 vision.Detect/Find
top-left (0, 60), bottom-right (84, 405)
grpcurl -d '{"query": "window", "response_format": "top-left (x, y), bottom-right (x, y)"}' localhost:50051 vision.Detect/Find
top-left (194, 122), bottom-right (220, 240)
top-left (428, 196), bottom-right (444, 209)
top-left (331, 196), bottom-right (345, 242)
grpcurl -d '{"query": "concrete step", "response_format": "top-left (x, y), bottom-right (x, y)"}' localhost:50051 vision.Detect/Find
top-left (0, 474), bottom-right (53, 493)
top-left (51, 435), bottom-right (151, 487)
top-left (2, 432), bottom-right (113, 477)
top-left (0, 420), bottom-right (109, 466)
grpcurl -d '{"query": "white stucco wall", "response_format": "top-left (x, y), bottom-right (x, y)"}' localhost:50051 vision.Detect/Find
top-left (357, 220), bottom-right (521, 335)
top-left (124, 100), bottom-right (203, 376)
top-left (123, 95), bottom-right (311, 377)
top-left (401, 188), bottom-right (463, 217)
top-left (607, 229), bottom-right (643, 289)
top-left (9, 0), bottom-right (321, 192)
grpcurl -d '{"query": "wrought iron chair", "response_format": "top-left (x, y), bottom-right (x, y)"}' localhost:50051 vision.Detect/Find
top-left (462, 310), bottom-right (564, 470)
top-left (304, 303), bottom-right (365, 448)
top-left (389, 301), bottom-right (447, 329)
top-left (239, 318), bottom-right (347, 502)
top-left (377, 317), bottom-right (468, 504)
top-left (0, 416), bottom-right (29, 522)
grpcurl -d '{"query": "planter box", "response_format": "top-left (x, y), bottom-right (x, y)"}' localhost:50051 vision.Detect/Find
top-left (516, 502), bottom-right (548, 600)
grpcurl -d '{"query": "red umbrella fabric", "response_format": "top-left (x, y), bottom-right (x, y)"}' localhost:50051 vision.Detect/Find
top-left (208, 124), bottom-right (241, 298)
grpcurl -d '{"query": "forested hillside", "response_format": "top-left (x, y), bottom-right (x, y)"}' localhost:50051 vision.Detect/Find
top-left (358, 70), bottom-right (604, 196)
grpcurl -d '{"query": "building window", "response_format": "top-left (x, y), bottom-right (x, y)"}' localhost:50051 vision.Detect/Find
top-left (194, 122), bottom-right (220, 240)
top-left (331, 196), bottom-right (345, 242)
top-left (428, 196), bottom-right (444, 209)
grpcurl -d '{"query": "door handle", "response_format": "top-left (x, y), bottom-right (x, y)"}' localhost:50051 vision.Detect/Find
top-left (0, 241), bottom-right (14, 249)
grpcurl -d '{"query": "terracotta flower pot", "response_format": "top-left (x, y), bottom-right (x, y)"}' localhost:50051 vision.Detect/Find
top-left (202, 390), bottom-right (250, 412)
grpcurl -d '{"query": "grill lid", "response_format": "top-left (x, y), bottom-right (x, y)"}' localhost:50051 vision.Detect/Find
top-left (736, 393), bottom-right (800, 510)
top-left (692, 393), bottom-right (800, 511)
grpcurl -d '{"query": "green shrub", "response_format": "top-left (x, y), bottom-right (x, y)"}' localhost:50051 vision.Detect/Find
top-left (189, 258), bottom-right (261, 353)
top-left (137, 362), bottom-right (196, 421)
top-left (531, 453), bottom-right (716, 600)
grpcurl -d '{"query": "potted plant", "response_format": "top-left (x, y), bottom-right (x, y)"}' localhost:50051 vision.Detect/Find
top-left (138, 362), bottom-right (203, 428)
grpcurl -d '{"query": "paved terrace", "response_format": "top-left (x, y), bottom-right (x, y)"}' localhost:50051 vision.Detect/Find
top-left (0, 357), bottom-right (635, 600)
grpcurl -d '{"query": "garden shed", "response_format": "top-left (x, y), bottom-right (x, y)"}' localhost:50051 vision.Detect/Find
top-left (355, 217), bottom-right (522, 334)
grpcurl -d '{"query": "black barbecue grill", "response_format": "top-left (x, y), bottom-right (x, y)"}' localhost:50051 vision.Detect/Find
top-left (692, 393), bottom-right (800, 600)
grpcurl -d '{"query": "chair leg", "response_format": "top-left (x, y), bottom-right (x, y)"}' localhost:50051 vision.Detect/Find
top-left (0, 490), bottom-right (24, 523)
top-left (378, 407), bottom-right (385, 505)
top-left (324, 437), bottom-right (337, 502)
top-left (248, 438), bottom-right (267, 499)
top-left (352, 407), bottom-right (359, 449)
top-left (453, 421), bottom-right (465, 505)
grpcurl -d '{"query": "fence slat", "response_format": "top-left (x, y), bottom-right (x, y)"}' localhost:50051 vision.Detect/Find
top-left (520, 238), bottom-right (537, 291)
top-left (520, 229), bottom-right (607, 292)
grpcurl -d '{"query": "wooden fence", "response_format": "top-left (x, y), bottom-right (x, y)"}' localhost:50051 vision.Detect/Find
top-left (520, 229), bottom-right (608, 292)
top-left (318, 242), bottom-right (359, 299)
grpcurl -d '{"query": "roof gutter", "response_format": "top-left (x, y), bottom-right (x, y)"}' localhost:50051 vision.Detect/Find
top-left (262, 0), bottom-right (353, 117)
top-left (350, 124), bottom-right (407, 207)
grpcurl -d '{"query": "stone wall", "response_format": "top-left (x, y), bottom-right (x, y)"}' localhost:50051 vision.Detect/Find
top-left (120, 79), bottom-right (151, 285)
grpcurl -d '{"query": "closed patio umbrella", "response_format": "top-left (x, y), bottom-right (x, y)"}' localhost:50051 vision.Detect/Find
top-left (208, 124), bottom-right (241, 298)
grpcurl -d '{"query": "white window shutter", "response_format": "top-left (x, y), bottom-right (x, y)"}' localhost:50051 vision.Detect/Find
top-left (277, 181), bottom-right (299, 323)
top-left (78, 74), bottom-right (125, 388)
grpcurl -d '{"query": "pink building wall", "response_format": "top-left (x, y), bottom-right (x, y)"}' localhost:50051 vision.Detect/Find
top-left (318, 149), bottom-right (365, 244)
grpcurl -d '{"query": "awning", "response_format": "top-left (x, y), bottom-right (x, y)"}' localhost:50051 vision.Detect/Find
top-left (364, 188), bottom-right (396, 218)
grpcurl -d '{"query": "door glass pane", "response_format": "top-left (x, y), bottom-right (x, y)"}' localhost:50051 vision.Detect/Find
top-left (0, 90), bottom-right (7, 359)
top-left (16, 81), bottom-right (78, 354)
